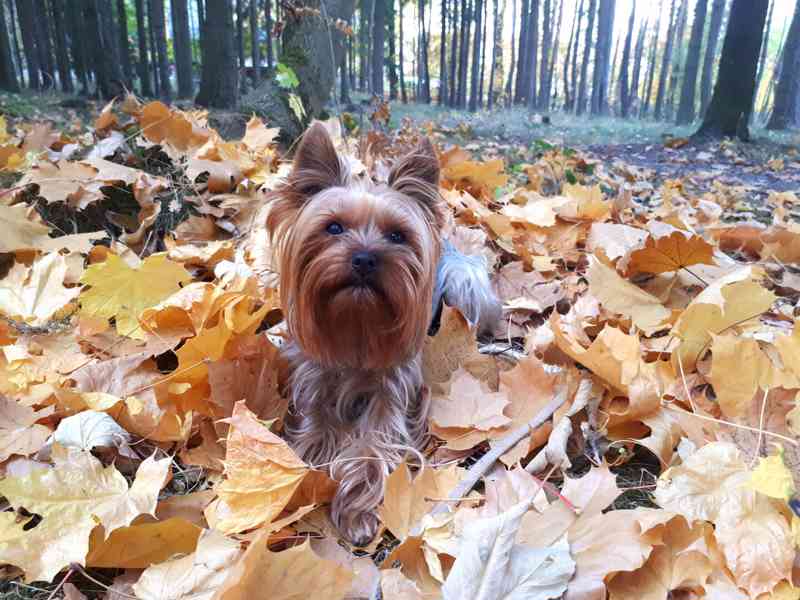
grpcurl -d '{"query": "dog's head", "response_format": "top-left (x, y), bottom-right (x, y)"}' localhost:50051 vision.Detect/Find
top-left (267, 123), bottom-right (445, 369)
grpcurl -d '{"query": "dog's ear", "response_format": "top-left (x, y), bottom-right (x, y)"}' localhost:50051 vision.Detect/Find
top-left (388, 138), bottom-right (445, 228)
top-left (289, 121), bottom-right (345, 197)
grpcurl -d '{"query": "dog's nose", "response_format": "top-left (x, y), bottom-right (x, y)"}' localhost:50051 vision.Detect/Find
top-left (351, 251), bottom-right (378, 277)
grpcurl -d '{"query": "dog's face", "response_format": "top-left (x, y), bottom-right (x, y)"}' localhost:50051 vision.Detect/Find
top-left (267, 123), bottom-right (445, 370)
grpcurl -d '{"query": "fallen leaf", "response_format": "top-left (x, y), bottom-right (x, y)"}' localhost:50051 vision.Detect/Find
top-left (0, 253), bottom-right (81, 325)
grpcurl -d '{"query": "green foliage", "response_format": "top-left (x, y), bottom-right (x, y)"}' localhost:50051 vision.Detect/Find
top-left (275, 63), bottom-right (300, 89)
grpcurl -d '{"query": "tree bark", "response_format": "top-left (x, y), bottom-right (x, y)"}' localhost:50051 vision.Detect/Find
top-left (116, 0), bottom-right (134, 85)
top-left (545, 0), bottom-right (563, 109)
top-left (150, 0), bottom-right (172, 99)
top-left (7, 0), bottom-right (24, 86)
top-left (387, 0), bottom-right (398, 100)
top-left (514, 0), bottom-right (528, 103)
top-left (564, 0), bottom-right (583, 110)
top-left (628, 14), bottom-right (647, 115)
top-left (488, 0), bottom-right (504, 108)
top-left (419, 0), bottom-right (431, 102)
top-left (50, 0), bottom-right (73, 92)
top-left (399, 0), bottom-right (408, 102)
top-left (666, 0), bottom-right (688, 119)
top-left (590, 0), bottom-right (614, 115)
top-left (641, 1), bottom-right (663, 117)
top-left (694, 0), bottom-right (769, 139)
top-left (340, 50), bottom-right (350, 103)
top-left (478, 0), bottom-right (488, 105)
top-left (67, 0), bottom-right (89, 93)
top-left (699, 0), bottom-right (725, 116)
top-left (654, 0), bottom-right (677, 119)
top-left (264, 0), bottom-right (274, 68)
top-left (172, 0), bottom-right (194, 97)
top-left (457, 0), bottom-right (470, 108)
top-left (468, 0), bottom-right (483, 111)
top-left (755, 0), bottom-right (774, 93)
top-left (0, 0), bottom-right (20, 92)
top-left (676, 0), bottom-right (708, 124)
top-left (448, 0), bottom-right (459, 105)
top-left (196, 0), bottom-right (207, 66)
top-left (504, 0), bottom-right (516, 105)
top-left (16, 0), bottom-right (41, 89)
top-left (34, 0), bottom-right (56, 88)
top-left (439, 0), bottom-right (448, 104)
top-left (618, 2), bottom-right (635, 117)
top-left (197, 0), bottom-right (238, 108)
top-left (576, 0), bottom-right (596, 114)
top-left (766, 0), bottom-right (800, 130)
top-left (135, 0), bottom-right (154, 96)
top-left (235, 0), bottom-right (245, 80)
top-left (85, 0), bottom-right (126, 98)
top-left (524, 0), bottom-right (539, 109)
top-left (250, 0), bottom-right (260, 86)
top-left (371, 0), bottom-right (385, 96)
top-left (538, 0), bottom-right (551, 109)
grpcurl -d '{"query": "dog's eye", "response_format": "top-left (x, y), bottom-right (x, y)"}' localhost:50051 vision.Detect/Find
top-left (388, 230), bottom-right (405, 244)
top-left (326, 222), bottom-right (344, 235)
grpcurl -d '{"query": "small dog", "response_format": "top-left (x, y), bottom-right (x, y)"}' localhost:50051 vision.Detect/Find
top-left (267, 122), bottom-right (500, 545)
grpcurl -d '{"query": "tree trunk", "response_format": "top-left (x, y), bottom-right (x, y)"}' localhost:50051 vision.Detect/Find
top-left (654, 0), bottom-right (678, 119)
top-left (358, 0), bottom-right (371, 91)
top-left (641, 2), bottom-right (663, 117)
top-left (478, 0), bottom-right (488, 105)
top-left (439, 0), bottom-right (448, 104)
top-left (447, 0), bottom-right (458, 105)
top-left (16, 0), bottom-right (41, 89)
top-left (0, 0), bottom-right (19, 92)
top-left (695, 0), bottom-right (769, 139)
top-left (340, 50), bottom-right (350, 103)
top-left (68, 0), bottom-right (89, 93)
top-left (250, 0), bottom-right (260, 86)
top-left (488, 0), bottom-right (504, 108)
top-left (618, 2), bottom-right (635, 117)
top-left (196, 0), bottom-right (238, 108)
top-left (50, 0), bottom-right (73, 92)
top-left (590, 0), bottom-right (614, 115)
top-left (150, 0), bottom-right (172, 99)
top-left (85, 0), bottom-right (126, 98)
top-left (172, 0), bottom-right (194, 97)
top-left (116, 0), bottom-right (134, 85)
top-left (264, 0), bottom-right (274, 68)
top-left (7, 0), bottom-right (24, 86)
top-left (504, 0), bottom-right (517, 105)
top-left (755, 0), bottom-right (774, 92)
top-left (399, 0), bottom-right (408, 102)
top-left (514, 0), bottom-right (529, 103)
top-left (666, 0), bottom-right (688, 119)
top-left (371, 0), bottom-right (385, 96)
top-left (235, 0), bottom-right (245, 80)
top-left (387, 0), bottom-right (398, 100)
top-left (524, 0), bottom-right (539, 109)
top-left (457, 0), bottom-right (470, 108)
top-left (564, 0), bottom-right (583, 110)
top-left (628, 14), bottom-right (647, 115)
top-left (676, 0), bottom-right (708, 124)
top-left (766, 0), bottom-right (800, 130)
top-left (34, 0), bottom-right (56, 88)
top-left (468, 0), bottom-right (483, 110)
top-left (545, 0), bottom-right (563, 110)
top-left (699, 0), bottom-right (725, 116)
top-left (576, 0), bottom-right (597, 114)
top-left (135, 0), bottom-right (154, 96)
top-left (538, 0), bottom-right (551, 109)
top-left (197, 0), bottom-right (207, 66)
top-left (419, 0), bottom-right (431, 102)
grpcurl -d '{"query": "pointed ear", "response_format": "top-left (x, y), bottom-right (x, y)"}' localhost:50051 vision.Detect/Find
top-left (388, 138), bottom-right (444, 228)
top-left (289, 121), bottom-right (345, 197)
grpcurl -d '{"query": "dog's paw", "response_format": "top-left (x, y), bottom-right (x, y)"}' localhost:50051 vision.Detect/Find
top-left (334, 509), bottom-right (381, 547)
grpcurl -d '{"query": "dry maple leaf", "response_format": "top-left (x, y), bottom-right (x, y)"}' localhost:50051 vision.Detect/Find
top-left (0, 446), bottom-right (170, 582)
top-left (79, 252), bottom-right (191, 339)
top-left (430, 367), bottom-right (511, 431)
top-left (0, 252), bottom-right (81, 325)
top-left (240, 116), bottom-right (280, 153)
top-left (0, 397), bottom-right (53, 462)
top-left (0, 203), bottom-right (51, 252)
top-left (627, 229), bottom-right (715, 275)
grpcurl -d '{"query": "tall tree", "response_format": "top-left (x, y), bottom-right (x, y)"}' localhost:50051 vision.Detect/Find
top-left (457, 0), bottom-right (470, 107)
top-left (172, 0), bottom-right (194, 97)
top-left (628, 13), bottom-right (648, 115)
top-left (755, 0), bottom-right (774, 91)
top-left (449, 0), bottom-right (460, 106)
top-left (7, 0), bottom-right (24, 86)
top-left (488, 0), bottom-right (505, 108)
top-left (654, 0), bottom-right (678, 119)
top-left (399, 0), bottom-right (408, 102)
top-left (50, 0), bottom-right (73, 92)
top-left (358, 0), bottom-right (370, 90)
top-left (676, 0), bottom-right (709, 124)
top-left (387, 0), bottom-right (398, 100)
top-left (135, 0), bottom-right (154, 96)
top-left (16, 0), bottom-right (41, 89)
top-left (250, 0), bottom-right (261, 86)
top-left (68, 0), bottom-right (89, 93)
top-left (618, 2), bottom-right (635, 117)
top-left (235, 0), bottom-right (245, 73)
top-left (565, 0), bottom-right (583, 110)
top-left (0, 0), bottom-right (19, 91)
top-left (116, 0), bottom-right (134, 85)
top-left (150, 0), bottom-right (172, 99)
top-left (766, 0), bottom-right (800, 130)
top-left (504, 0), bottom-right (517, 105)
top-left (699, 0), bottom-right (726, 116)
top-left (264, 0), bottom-right (274, 68)
top-left (666, 0), bottom-right (688, 118)
top-left (478, 0), bottom-right (488, 105)
top-left (514, 0), bottom-right (529, 103)
top-left (538, 0), bottom-right (552, 109)
top-left (419, 0), bottom-right (431, 102)
top-left (84, 0), bottom-right (125, 97)
top-left (590, 0), bottom-right (615, 115)
top-left (641, 2), bottom-right (663, 117)
top-left (576, 0), bottom-right (597, 114)
top-left (524, 0), bottom-right (539, 109)
top-left (439, 0), bottom-right (448, 104)
top-left (371, 0), bottom-right (385, 96)
top-left (468, 0), bottom-right (483, 110)
top-left (695, 0), bottom-right (769, 139)
top-left (545, 0), bottom-right (563, 109)
top-left (34, 0), bottom-right (55, 88)
top-left (196, 0), bottom-right (238, 107)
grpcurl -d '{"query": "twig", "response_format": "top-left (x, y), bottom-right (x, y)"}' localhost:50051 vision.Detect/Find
top-left (416, 387), bottom-right (568, 533)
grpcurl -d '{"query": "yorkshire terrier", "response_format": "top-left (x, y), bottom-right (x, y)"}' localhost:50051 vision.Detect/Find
top-left (267, 122), bottom-right (500, 545)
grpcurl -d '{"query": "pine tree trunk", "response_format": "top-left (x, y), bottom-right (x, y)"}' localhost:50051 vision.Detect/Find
top-left (564, 0), bottom-right (583, 110)
top-left (7, 0), bottom-right (24, 86)
top-left (700, 0), bottom-right (725, 116)
top-left (196, 0), bottom-right (238, 108)
top-left (654, 0), bottom-right (678, 119)
top-left (478, 0), bottom-right (488, 105)
top-left (576, 0), bottom-right (597, 114)
top-left (34, 0), bottom-right (56, 88)
top-left (116, 0), bottom-right (134, 85)
top-left (16, 0), bottom-right (40, 89)
top-left (629, 14), bottom-right (647, 115)
top-left (85, 0), bottom-right (125, 98)
top-left (172, 0), bottom-right (194, 97)
top-left (514, 0), bottom-right (529, 103)
top-left (468, 0), bottom-right (483, 110)
top-left (545, 0), bottom-right (563, 110)
top-left (618, 2), bottom-right (635, 117)
top-left (457, 0), bottom-right (470, 108)
top-left (439, 0), bottom-right (448, 104)
top-left (250, 0), bottom-right (260, 86)
top-left (641, 2), bottom-right (663, 117)
top-left (766, 0), bottom-right (800, 130)
top-left (590, 0), bottom-right (614, 115)
top-left (358, 0), bottom-right (370, 91)
top-left (387, 0), bottom-right (398, 100)
top-left (504, 0), bottom-right (517, 105)
top-left (524, 0), bottom-right (539, 109)
top-left (50, 0), bottom-right (73, 92)
top-left (264, 0), bottom-right (274, 68)
top-left (695, 0), bottom-right (769, 139)
top-left (666, 0), bottom-right (688, 119)
top-left (0, 0), bottom-right (19, 92)
top-left (371, 0), bottom-right (385, 96)
top-left (135, 0), bottom-right (154, 96)
top-left (420, 0), bottom-right (431, 102)
top-left (487, 0), bottom-right (504, 108)
top-left (68, 0), bottom-right (89, 93)
top-left (399, 0), bottom-right (408, 102)
top-left (150, 0), bottom-right (172, 99)
top-left (676, 0), bottom-right (708, 124)
top-left (538, 0), bottom-right (551, 109)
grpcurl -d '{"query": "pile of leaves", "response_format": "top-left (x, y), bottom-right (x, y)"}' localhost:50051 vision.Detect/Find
top-left (1, 97), bottom-right (800, 600)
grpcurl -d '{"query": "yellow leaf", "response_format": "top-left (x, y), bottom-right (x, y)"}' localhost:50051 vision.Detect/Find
top-left (240, 116), bottom-right (279, 153)
top-left (0, 397), bottom-right (52, 462)
top-left (206, 401), bottom-right (307, 534)
top-left (443, 157), bottom-right (509, 200)
top-left (0, 252), bottom-right (81, 326)
top-left (627, 229), bottom-right (715, 274)
top-left (86, 518), bottom-right (202, 568)
top-left (430, 367), bottom-right (511, 431)
top-left (79, 253), bottom-right (191, 339)
top-left (746, 446), bottom-right (796, 502)
top-left (0, 204), bottom-right (50, 253)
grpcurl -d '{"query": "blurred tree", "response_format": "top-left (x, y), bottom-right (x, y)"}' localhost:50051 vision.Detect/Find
top-left (618, 2), bottom-right (635, 117)
top-left (150, 0), bottom-right (172, 99)
top-left (135, 0), bottom-right (154, 96)
top-left (766, 0), bottom-right (800, 130)
top-left (576, 0), bottom-right (597, 114)
top-left (0, 0), bottom-right (19, 92)
top-left (196, 0), bottom-right (237, 108)
top-left (676, 0), bottom-right (709, 124)
top-left (172, 0), bottom-right (195, 97)
top-left (699, 0), bottom-right (726, 115)
top-left (51, 0), bottom-right (73, 93)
